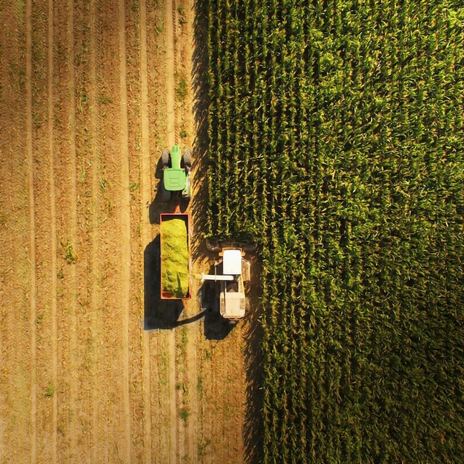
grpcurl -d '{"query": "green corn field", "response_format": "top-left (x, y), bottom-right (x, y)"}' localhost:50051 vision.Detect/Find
top-left (206, 0), bottom-right (464, 462)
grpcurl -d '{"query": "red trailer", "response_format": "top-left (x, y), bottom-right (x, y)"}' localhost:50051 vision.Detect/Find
top-left (160, 209), bottom-right (192, 300)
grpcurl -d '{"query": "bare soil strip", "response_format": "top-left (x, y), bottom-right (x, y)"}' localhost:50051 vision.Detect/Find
top-left (178, 2), bottom-right (199, 460)
top-left (47, 0), bottom-right (58, 461)
top-left (0, 2), bottom-right (32, 461)
top-left (89, 0), bottom-right (100, 461)
top-left (30, 0), bottom-right (56, 461)
top-left (144, 0), bottom-right (172, 456)
top-left (68, 1), bottom-right (79, 458)
top-left (123, 0), bottom-right (147, 460)
top-left (26, 0), bottom-right (37, 461)
top-left (139, 0), bottom-right (153, 461)
top-left (118, 0), bottom-right (132, 461)
top-left (98, 1), bottom-right (133, 460)
top-left (51, 0), bottom-right (79, 457)
top-left (73, 1), bottom-right (98, 459)
top-left (165, 1), bottom-right (178, 462)
top-left (0, 12), bottom-right (3, 449)
top-left (166, 0), bottom-right (176, 146)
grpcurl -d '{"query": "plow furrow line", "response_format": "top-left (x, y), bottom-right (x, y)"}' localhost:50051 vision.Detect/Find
top-left (118, 0), bottom-right (132, 460)
top-left (165, 0), bottom-right (178, 462)
top-left (139, 0), bottom-right (152, 461)
top-left (47, 0), bottom-right (57, 461)
top-left (26, 1), bottom-right (37, 461)
top-left (67, 0), bottom-right (78, 458)
top-left (89, 0), bottom-right (101, 460)
top-left (166, 0), bottom-right (176, 148)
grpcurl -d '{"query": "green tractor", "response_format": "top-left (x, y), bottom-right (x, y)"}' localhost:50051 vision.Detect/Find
top-left (161, 145), bottom-right (192, 201)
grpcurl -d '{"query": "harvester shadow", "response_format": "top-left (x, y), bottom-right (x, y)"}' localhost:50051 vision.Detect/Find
top-left (198, 277), bottom-right (235, 340)
top-left (143, 235), bottom-right (184, 330)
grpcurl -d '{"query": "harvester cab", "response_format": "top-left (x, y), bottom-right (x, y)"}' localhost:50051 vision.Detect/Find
top-left (161, 145), bottom-right (192, 201)
top-left (200, 247), bottom-right (251, 321)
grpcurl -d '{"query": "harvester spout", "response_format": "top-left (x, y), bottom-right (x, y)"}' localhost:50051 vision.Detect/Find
top-left (200, 274), bottom-right (235, 282)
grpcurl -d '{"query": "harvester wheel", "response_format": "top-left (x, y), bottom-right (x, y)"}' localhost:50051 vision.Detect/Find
top-left (182, 149), bottom-right (192, 169)
top-left (161, 149), bottom-right (170, 168)
top-left (160, 179), bottom-right (171, 201)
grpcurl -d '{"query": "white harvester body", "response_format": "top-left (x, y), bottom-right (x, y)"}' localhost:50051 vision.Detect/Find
top-left (201, 248), bottom-right (250, 320)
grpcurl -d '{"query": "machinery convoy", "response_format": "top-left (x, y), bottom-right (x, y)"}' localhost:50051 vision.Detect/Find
top-left (158, 145), bottom-right (253, 321)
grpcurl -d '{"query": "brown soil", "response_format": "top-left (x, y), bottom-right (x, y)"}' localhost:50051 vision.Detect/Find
top-left (0, 0), bottom-right (262, 463)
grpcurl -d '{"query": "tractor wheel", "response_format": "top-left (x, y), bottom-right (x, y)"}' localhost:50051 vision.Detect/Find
top-left (182, 149), bottom-right (192, 169)
top-left (182, 174), bottom-right (191, 200)
top-left (160, 179), bottom-right (171, 202)
top-left (161, 149), bottom-right (170, 168)
top-left (206, 240), bottom-right (221, 253)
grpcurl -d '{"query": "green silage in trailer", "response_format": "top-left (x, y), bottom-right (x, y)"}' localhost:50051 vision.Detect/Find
top-left (161, 217), bottom-right (189, 298)
top-left (206, 0), bottom-right (464, 461)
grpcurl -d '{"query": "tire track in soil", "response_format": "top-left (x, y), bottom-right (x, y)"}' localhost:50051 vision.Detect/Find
top-left (47, 0), bottom-right (58, 461)
top-left (0, 10), bottom-right (3, 449)
top-left (178, 1), bottom-right (199, 460)
top-left (173, 2), bottom-right (184, 460)
top-left (0, 4), bottom-right (30, 462)
top-left (52, 0), bottom-right (79, 458)
top-left (89, 0), bottom-right (101, 461)
top-left (67, 1), bottom-right (79, 458)
top-left (25, 1), bottom-right (37, 461)
top-left (98, 0), bottom-right (127, 460)
top-left (2, 3), bottom-right (34, 461)
top-left (30, 0), bottom-right (56, 461)
top-left (118, 0), bottom-right (132, 460)
top-left (139, 0), bottom-right (152, 461)
top-left (73, 1), bottom-right (99, 460)
top-left (124, 1), bottom-right (145, 461)
top-left (145, 0), bottom-right (171, 457)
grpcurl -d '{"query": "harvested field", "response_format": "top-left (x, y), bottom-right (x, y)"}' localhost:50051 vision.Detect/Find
top-left (0, 0), bottom-right (259, 463)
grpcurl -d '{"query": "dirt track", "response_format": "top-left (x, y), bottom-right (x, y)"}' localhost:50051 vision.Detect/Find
top-left (0, 0), bottom-right (261, 462)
